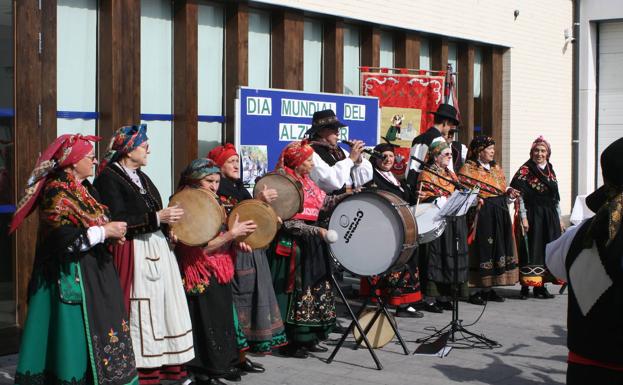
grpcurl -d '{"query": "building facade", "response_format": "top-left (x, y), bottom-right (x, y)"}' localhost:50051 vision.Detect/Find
top-left (0, 0), bottom-right (573, 353)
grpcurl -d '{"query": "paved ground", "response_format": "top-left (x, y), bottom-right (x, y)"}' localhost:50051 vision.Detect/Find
top-left (0, 284), bottom-right (568, 385)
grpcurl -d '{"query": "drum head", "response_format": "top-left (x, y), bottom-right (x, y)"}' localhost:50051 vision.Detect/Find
top-left (228, 199), bottom-right (279, 249)
top-left (169, 188), bottom-right (224, 246)
top-left (352, 309), bottom-right (396, 349)
top-left (253, 173), bottom-right (303, 220)
top-left (411, 201), bottom-right (446, 244)
top-left (329, 192), bottom-right (405, 276)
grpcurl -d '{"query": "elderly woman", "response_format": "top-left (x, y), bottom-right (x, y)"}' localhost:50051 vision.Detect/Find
top-left (458, 136), bottom-right (519, 305)
top-left (207, 144), bottom-right (286, 367)
top-left (267, 140), bottom-right (338, 359)
top-left (11, 135), bottom-right (137, 385)
top-left (360, 143), bottom-right (423, 318)
top-left (174, 159), bottom-right (256, 385)
top-left (511, 136), bottom-right (563, 299)
top-left (94, 125), bottom-right (193, 384)
top-left (417, 141), bottom-right (469, 312)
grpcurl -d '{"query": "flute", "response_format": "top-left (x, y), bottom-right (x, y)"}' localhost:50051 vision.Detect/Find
top-left (341, 140), bottom-right (386, 159)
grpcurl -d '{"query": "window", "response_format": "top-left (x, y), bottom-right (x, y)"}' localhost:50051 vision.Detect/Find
top-left (473, 47), bottom-right (483, 134)
top-left (198, 3), bottom-right (224, 157)
top-left (420, 38), bottom-right (430, 71)
top-left (380, 30), bottom-right (394, 68)
top-left (343, 24), bottom-right (360, 95)
top-left (248, 9), bottom-right (270, 88)
top-left (57, 0), bottom-right (97, 137)
top-left (303, 18), bottom-right (323, 92)
top-left (0, 0), bottom-right (14, 329)
top-left (140, 0), bottom-right (173, 200)
top-left (447, 42), bottom-right (457, 105)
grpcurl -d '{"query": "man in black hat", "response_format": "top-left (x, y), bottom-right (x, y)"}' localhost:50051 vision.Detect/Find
top-left (546, 137), bottom-right (623, 384)
top-left (306, 109), bottom-right (373, 194)
top-left (444, 128), bottom-right (467, 174)
top-left (406, 103), bottom-right (459, 189)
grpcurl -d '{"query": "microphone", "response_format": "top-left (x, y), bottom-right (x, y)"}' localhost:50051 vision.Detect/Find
top-left (341, 140), bottom-right (386, 159)
top-left (324, 229), bottom-right (338, 243)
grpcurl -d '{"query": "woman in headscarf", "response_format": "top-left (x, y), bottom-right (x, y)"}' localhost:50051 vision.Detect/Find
top-left (360, 143), bottom-right (424, 318)
top-left (458, 135), bottom-right (519, 305)
top-left (94, 124), bottom-right (194, 385)
top-left (207, 144), bottom-right (287, 367)
top-left (11, 134), bottom-right (138, 385)
top-left (174, 159), bottom-right (257, 385)
top-left (266, 140), bottom-right (339, 358)
top-left (417, 141), bottom-right (469, 312)
top-left (511, 136), bottom-right (564, 299)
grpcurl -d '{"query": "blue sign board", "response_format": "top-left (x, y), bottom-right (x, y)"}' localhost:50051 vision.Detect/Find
top-left (236, 87), bottom-right (379, 173)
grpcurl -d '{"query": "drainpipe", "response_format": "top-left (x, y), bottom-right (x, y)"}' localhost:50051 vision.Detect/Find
top-left (571, 0), bottom-right (580, 201)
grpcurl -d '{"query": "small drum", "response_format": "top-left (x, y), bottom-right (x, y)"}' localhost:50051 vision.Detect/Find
top-left (228, 199), bottom-right (279, 249)
top-left (352, 309), bottom-right (396, 349)
top-left (253, 172), bottom-right (304, 220)
top-left (328, 190), bottom-right (417, 276)
top-left (411, 198), bottom-right (447, 244)
top-left (169, 188), bottom-right (224, 246)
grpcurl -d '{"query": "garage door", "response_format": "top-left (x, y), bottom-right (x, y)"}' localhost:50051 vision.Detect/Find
top-left (597, 22), bottom-right (623, 185)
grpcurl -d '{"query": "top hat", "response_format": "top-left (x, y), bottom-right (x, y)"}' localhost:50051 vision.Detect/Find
top-left (430, 103), bottom-right (460, 126)
top-left (305, 109), bottom-right (346, 137)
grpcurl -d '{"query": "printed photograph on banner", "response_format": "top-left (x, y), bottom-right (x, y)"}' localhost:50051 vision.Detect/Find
top-left (379, 106), bottom-right (422, 148)
top-left (240, 145), bottom-right (268, 188)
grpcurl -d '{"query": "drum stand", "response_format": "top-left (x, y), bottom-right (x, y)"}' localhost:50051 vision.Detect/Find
top-left (326, 275), bottom-right (410, 370)
top-left (414, 216), bottom-right (499, 349)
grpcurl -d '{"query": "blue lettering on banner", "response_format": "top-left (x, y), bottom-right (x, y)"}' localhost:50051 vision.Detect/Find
top-left (281, 99), bottom-right (337, 118)
top-left (343, 103), bottom-right (366, 121)
top-left (246, 97), bottom-right (272, 116)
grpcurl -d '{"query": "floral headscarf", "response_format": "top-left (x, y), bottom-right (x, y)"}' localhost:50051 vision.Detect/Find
top-left (530, 136), bottom-right (552, 160)
top-left (467, 135), bottom-right (495, 162)
top-left (276, 140), bottom-right (314, 170)
top-left (178, 158), bottom-right (220, 189)
top-left (98, 124), bottom-right (148, 173)
top-left (207, 143), bottom-right (238, 168)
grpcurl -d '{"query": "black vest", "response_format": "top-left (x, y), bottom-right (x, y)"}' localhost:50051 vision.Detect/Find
top-left (565, 219), bottom-right (623, 364)
top-left (311, 143), bottom-right (347, 195)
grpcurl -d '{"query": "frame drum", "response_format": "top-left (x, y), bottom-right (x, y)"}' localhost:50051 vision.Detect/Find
top-left (328, 190), bottom-right (417, 276)
top-left (228, 199), bottom-right (279, 249)
top-left (169, 188), bottom-right (224, 246)
top-left (253, 173), bottom-right (304, 220)
top-left (352, 309), bottom-right (396, 349)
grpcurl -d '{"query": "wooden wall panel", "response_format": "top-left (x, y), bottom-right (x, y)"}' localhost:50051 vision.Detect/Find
top-left (360, 26), bottom-right (380, 68)
top-left (14, 0), bottom-right (57, 327)
top-left (323, 20), bottom-right (343, 93)
top-left (431, 37), bottom-right (448, 72)
top-left (98, 0), bottom-right (141, 152)
top-left (394, 32), bottom-right (420, 69)
top-left (173, 0), bottom-right (198, 184)
top-left (271, 10), bottom-right (304, 90)
top-left (457, 43), bottom-right (474, 146)
top-left (224, 3), bottom-right (248, 142)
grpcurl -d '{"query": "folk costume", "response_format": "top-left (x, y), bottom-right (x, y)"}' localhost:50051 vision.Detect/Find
top-left (94, 125), bottom-right (193, 384)
top-left (417, 141), bottom-right (469, 305)
top-left (511, 136), bottom-right (562, 298)
top-left (267, 141), bottom-right (337, 356)
top-left (11, 135), bottom-right (138, 385)
top-left (209, 144), bottom-right (288, 354)
top-left (546, 137), bottom-right (623, 385)
top-left (360, 143), bottom-right (423, 317)
top-left (306, 109), bottom-right (373, 195)
top-left (457, 136), bottom-right (518, 294)
top-left (174, 159), bottom-right (245, 382)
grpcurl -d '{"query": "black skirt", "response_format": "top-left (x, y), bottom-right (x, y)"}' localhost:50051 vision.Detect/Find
top-left (185, 277), bottom-right (238, 378)
top-left (426, 216), bottom-right (469, 284)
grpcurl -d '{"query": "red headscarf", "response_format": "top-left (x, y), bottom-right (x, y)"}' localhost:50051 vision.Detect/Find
top-left (10, 134), bottom-right (101, 233)
top-left (530, 136), bottom-right (551, 160)
top-left (275, 140), bottom-right (314, 170)
top-left (207, 143), bottom-right (238, 167)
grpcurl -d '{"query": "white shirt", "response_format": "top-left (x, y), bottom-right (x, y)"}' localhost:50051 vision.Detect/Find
top-left (545, 220), bottom-right (586, 282)
top-left (310, 148), bottom-right (373, 193)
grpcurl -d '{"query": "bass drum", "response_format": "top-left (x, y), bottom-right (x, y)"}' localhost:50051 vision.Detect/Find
top-left (169, 188), bottom-right (225, 246)
top-left (352, 309), bottom-right (396, 349)
top-left (228, 199), bottom-right (279, 249)
top-left (328, 190), bottom-right (417, 277)
top-left (253, 172), bottom-right (304, 220)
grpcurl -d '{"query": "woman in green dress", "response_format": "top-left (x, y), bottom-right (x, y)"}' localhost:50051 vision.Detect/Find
top-left (10, 134), bottom-right (138, 385)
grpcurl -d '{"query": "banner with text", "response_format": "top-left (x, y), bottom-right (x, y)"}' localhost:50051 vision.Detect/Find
top-left (236, 87), bottom-right (379, 173)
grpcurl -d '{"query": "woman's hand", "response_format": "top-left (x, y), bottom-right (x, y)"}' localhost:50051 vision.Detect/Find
top-left (521, 218), bottom-right (529, 233)
top-left (237, 241), bottom-right (253, 253)
top-left (317, 227), bottom-right (327, 240)
top-left (169, 229), bottom-right (179, 244)
top-left (507, 188), bottom-right (521, 199)
top-left (104, 221), bottom-right (127, 239)
top-left (229, 214), bottom-right (257, 239)
top-left (257, 185), bottom-right (278, 203)
top-left (158, 204), bottom-right (184, 224)
top-left (560, 220), bottom-right (566, 233)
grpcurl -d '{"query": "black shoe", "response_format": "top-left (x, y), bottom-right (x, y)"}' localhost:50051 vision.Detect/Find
top-left (519, 286), bottom-right (530, 300)
top-left (487, 289), bottom-right (505, 302)
top-left (237, 359), bottom-right (265, 373)
top-left (436, 301), bottom-right (454, 311)
top-left (534, 286), bottom-right (555, 299)
top-left (221, 368), bottom-right (242, 382)
top-left (395, 306), bottom-right (424, 318)
top-left (279, 345), bottom-right (309, 359)
top-left (306, 343), bottom-right (329, 353)
top-left (422, 302), bottom-right (443, 313)
top-left (197, 378), bottom-right (227, 385)
top-left (469, 292), bottom-right (486, 305)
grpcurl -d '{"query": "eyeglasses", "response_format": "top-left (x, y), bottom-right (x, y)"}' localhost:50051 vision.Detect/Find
top-left (85, 155), bottom-right (97, 161)
top-left (441, 153), bottom-right (452, 157)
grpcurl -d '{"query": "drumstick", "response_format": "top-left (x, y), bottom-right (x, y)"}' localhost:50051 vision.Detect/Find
top-left (415, 182), bottom-right (424, 207)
